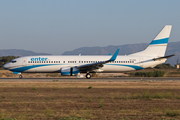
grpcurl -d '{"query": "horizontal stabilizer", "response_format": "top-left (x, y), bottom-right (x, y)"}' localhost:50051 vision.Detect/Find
top-left (153, 54), bottom-right (175, 61)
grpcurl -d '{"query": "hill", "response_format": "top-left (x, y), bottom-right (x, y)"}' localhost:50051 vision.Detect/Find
top-left (0, 49), bottom-right (51, 57)
top-left (1, 41), bottom-right (179, 66)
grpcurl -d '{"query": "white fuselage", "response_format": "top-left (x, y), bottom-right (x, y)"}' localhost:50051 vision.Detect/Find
top-left (3, 55), bottom-right (166, 73)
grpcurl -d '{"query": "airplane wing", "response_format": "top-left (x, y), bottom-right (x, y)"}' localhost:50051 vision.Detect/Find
top-left (76, 49), bottom-right (120, 72)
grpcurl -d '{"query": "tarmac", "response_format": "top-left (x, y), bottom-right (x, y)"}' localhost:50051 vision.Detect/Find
top-left (0, 77), bottom-right (180, 82)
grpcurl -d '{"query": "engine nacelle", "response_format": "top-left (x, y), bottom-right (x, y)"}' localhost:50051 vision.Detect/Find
top-left (60, 67), bottom-right (80, 76)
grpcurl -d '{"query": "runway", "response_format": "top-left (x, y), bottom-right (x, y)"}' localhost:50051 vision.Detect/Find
top-left (0, 77), bottom-right (180, 82)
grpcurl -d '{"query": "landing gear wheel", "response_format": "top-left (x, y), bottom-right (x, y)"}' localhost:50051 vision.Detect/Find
top-left (86, 73), bottom-right (91, 79)
top-left (19, 75), bottom-right (22, 79)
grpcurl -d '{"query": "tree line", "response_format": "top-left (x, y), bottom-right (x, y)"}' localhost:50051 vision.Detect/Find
top-left (0, 56), bottom-right (19, 69)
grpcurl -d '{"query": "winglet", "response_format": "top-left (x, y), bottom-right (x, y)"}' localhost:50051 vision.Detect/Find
top-left (109, 49), bottom-right (120, 61)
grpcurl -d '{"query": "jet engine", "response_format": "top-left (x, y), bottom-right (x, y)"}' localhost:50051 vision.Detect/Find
top-left (60, 67), bottom-right (80, 76)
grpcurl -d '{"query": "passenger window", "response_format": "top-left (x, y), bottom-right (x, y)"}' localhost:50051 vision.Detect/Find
top-left (11, 61), bottom-right (16, 63)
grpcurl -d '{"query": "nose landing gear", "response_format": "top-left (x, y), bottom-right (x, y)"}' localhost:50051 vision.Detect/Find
top-left (86, 73), bottom-right (91, 79)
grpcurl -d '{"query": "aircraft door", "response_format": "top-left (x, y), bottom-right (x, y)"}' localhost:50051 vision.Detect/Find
top-left (139, 58), bottom-right (144, 67)
top-left (22, 58), bottom-right (27, 66)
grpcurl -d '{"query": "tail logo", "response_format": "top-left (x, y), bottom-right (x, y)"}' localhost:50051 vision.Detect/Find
top-left (150, 37), bottom-right (169, 45)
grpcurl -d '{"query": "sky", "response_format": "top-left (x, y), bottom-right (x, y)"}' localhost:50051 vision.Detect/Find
top-left (0, 0), bottom-right (180, 55)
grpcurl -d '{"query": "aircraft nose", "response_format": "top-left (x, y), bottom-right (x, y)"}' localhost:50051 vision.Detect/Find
top-left (3, 63), bottom-right (9, 69)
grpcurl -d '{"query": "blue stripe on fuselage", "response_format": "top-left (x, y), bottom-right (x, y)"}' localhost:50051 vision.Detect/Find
top-left (107, 64), bottom-right (144, 70)
top-left (10, 63), bottom-right (144, 72)
top-left (10, 64), bottom-right (62, 72)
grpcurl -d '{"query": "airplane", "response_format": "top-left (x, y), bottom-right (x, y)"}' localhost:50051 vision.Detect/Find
top-left (3, 25), bottom-right (174, 79)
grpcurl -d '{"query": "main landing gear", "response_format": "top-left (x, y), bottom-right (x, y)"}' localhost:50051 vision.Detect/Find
top-left (86, 73), bottom-right (91, 79)
top-left (19, 75), bottom-right (23, 79)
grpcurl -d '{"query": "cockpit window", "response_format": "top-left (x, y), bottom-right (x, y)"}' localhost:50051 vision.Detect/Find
top-left (11, 61), bottom-right (16, 63)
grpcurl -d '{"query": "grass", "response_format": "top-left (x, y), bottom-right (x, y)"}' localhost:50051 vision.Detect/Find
top-left (32, 86), bottom-right (37, 91)
top-left (88, 86), bottom-right (92, 89)
top-left (117, 91), bottom-right (178, 100)
top-left (0, 81), bottom-right (180, 119)
top-left (98, 96), bottom-right (102, 99)
top-left (2, 95), bottom-right (5, 99)
top-left (110, 95), bottom-right (114, 100)
top-left (53, 80), bottom-right (59, 82)
top-left (98, 99), bottom-right (104, 108)
top-left (59, 117), bottom-right (87, 120)
top-left (142, 91), bottom-right (151, 99)
top-left (115, 92), bottom-right (119, 99)
top-left (44, 108), bottom-right (53, 117)
top-left (83, 104), bottom-right (88, 110)
top-left (87, 95), bottom-right (92, 102)
top-left (83, 110), bottom-right (92, 119)
top-left (153, 92), bottom-right (172, 99)
top-left (166, 110), bottom-right (180, 117)
top-left (79, 93), bottom-right (83, 98)
top-left (132, 93), bottom-right (141, 99)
